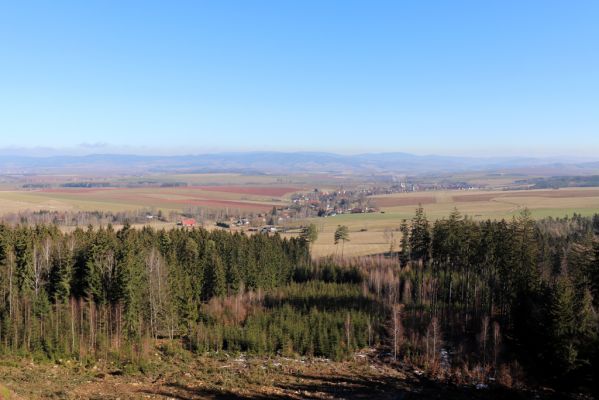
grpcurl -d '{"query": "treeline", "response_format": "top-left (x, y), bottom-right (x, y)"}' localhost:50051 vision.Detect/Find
top-left (61, 182), bottom-right (112, 188)
top-left (0, 209), bottom-right (166, 226)
top-left (360, 208), bottom-right (599, 389)
top-left (0, 207), bottom-right (262, 227)
top-left (518, 175), bottom-right (599, 189)
top-left (0, 224), bottom-right (310, 361)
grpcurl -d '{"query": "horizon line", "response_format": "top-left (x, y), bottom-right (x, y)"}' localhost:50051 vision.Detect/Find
top-left (0, 146), bottom-right (598, 161)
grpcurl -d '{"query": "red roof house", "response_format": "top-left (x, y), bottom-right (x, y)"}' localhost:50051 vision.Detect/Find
top-left (179, 218), bottom-right (196, 227)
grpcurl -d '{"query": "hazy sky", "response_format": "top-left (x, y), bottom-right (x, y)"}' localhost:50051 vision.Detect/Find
top-left (1, 1), bottom-right (598, 156)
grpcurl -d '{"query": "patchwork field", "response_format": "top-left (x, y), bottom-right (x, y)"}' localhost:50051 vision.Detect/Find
top-left (0, 185), bottom-right (301, 214)
top-left (307, 187), bottom-right (599, 257)
top-left (369, 187), bottom-right (599, 219)
top-left (1, 181), bottom-right (598, 259)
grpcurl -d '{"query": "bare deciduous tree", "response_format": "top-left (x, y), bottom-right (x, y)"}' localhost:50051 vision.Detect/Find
top-left (391, 304), bottom-right (404, 361)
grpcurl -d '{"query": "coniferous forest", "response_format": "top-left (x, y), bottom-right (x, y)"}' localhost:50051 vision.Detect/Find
top-left (0, 210), bottom-right (598, 393)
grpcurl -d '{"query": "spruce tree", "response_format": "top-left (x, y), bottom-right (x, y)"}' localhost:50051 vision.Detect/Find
top-left (549, 275), bottom-right (578, 371)
top-left (409, 206), bottom-right (431, 263)
top-left (202, 240), bottom-right (226, 299)
top-left (399, 220), bottom-right (410, 267)
top-left (48, 238), bottom-right (73, 303)
top-left (14, 230), bottom-right (34, 294)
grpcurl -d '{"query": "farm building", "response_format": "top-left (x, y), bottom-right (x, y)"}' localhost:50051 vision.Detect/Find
top-left (178, 218), bottom-right (197, 227)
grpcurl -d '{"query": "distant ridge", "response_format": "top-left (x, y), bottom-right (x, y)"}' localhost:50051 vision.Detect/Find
top-left (0, 151), bottom-right (598, 176)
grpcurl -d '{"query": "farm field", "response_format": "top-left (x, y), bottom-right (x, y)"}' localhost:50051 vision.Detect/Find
top-left (307, 187), bottom-right (599, 257)
top-left (0, 185), bottom-right (301, 214)
top-left (124, 172), bottom-right (349, 187)
top-left (1, 182), bottom-right (599, 259)
top-left (370, 187), bottom-right (599, 219)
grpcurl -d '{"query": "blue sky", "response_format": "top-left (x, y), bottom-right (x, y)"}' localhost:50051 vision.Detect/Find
top-left (0, 1), bottom-right (598, 156)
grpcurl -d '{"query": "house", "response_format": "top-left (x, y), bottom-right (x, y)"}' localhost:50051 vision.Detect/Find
top-left (178, 218), bottom-right (196, 227)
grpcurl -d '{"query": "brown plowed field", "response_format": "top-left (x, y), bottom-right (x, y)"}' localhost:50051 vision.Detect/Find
top-left (40, 187), bottom-right (118, 194)
top-left (187, 186), bottom-right (300, 196)
top-left (40, 185), bottom-right (299, 197)
top-left (0, 185), bottom-right (291, 214)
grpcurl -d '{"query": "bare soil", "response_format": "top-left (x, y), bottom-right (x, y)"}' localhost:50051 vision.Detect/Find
top-left (0, 351), bottom-right (569, 400)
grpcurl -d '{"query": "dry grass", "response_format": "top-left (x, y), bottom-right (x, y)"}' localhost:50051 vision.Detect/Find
top-left (0, 346), bottom-right (527, 400)
top-left (371, 195), bottom-right (436, 207)
top-left (0, 349), bottom-right (409, 399)
top-left (293, 224), bottom-right (391, 258)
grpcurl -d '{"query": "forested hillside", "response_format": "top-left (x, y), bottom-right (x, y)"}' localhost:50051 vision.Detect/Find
top-left (0, 210), bottom-right (598, 395)
top-left (0, 225), bottom-right (311, 357)
top-left (361, 209), bottom-right (599, 390)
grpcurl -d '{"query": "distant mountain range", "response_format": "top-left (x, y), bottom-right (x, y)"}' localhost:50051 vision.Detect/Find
top-left (1, 151), bottom-right (598, 176)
